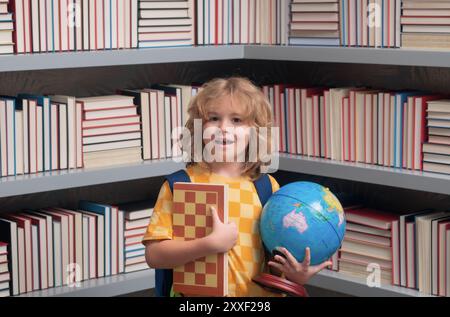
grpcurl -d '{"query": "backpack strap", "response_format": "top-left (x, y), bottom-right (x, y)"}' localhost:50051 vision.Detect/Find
top-left (166, 169), bottom-right (191, 193)
top-left (253, 174), bottom-right (273, 206)
top-left (155, 169), bottom-right (191, 297)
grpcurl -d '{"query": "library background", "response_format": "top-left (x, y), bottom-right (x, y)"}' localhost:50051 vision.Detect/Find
top-left (1, 0), bottom-right (450, 298)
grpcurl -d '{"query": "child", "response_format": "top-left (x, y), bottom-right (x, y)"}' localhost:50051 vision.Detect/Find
top-left (142, 77), bottom-right (331, 297)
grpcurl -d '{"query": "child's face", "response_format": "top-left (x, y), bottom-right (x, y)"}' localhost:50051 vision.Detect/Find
top-left (203, 94), bottom-right (251, 162)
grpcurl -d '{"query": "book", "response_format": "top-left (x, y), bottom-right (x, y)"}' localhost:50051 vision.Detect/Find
top-left (172, 182), bottom-right (229, 296)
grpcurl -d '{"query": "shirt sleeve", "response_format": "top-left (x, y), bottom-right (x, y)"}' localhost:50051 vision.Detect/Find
top-left (142, 181), bottom-right (174, 243)
top-left (268, 175), bottom-right (280, 193)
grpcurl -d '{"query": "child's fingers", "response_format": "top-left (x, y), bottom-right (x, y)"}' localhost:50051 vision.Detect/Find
top-left (268, 261), bottom-right (285, 273)
top-left (312, 261), bottom-right (333, 274)
top-left (274, 255), bottom-right (287, 266)
top-left (277, 247), bottom-right (298, 268)
top-left (302, 247), bottom-right (311, 267)
top-left (210, 206), bottom-right (222, 224)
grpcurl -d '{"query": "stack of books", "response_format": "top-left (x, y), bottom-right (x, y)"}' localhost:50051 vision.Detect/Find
top-left (422, 100), bottom-right (450, 175)
top-left (120, 84), bottom-right (197, 160)
top-left (0, 95), bottom-right (83, 178)
top-left (289, 0), bottom-right (340, 46)
top-left (340, 0), bottom-right (401, 48)
top-left (0, 202), bottom-right (125, 296)
top-left (197, 0), bottom-right (289, 46)
top-left (138, 0), bottom-right (195, 48)
top-left (401, 0), bottom-right (450, 50)
top-left (9, 0), bottom-right (138, 54)
top-left (0, 0), bottom-right (13, 54)
top-left (78, 95), bottom-right (143, 169)
top-left (415, 211), bottom-right (450, 296)
top-left (0, 242), bottom-right (9, 297)
top-left (119, 201), bottom-right (154, 273)
top-left (339, 206), bottom-right (398, 286)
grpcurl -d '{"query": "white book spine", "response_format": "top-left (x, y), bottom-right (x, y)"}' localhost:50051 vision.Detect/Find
top-left (82, 0), bottom-right (89, 50)
top-left (44, 100), bottom-right (51, 171)
top-left (104, 0), bottom-right (112, 49)
top-left (111, 0), bottom-right (118, 49)
top-left (60, 0), bottom-right (69, 51)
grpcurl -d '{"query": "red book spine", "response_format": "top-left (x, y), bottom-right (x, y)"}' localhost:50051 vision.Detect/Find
top-left (230, 0), bottom-right (233, 44)
top-left (215, 0), bottom-right (218, 45)
top-left (94, 0), bottom-right (98, 50)
top-left (364, 95), bottom-right (367, 163)
top-left (269, 0), bottom-right (272, 45)
top-left (388, 95), bottom-right (391, 167)
top-left (156, 95), bottom-right (160, 159)
top-left (67, 0), bottom-right (70, 50)
top-left (387, 0), bottom-right (391, 48)
top-left (341, 97), bottom-right (345, 161)
top-left (43, 0), bottom-right (48, 52)
top-left (103, 0), bottom-right (106, 49)
top-left (116, 0), bottom-right (119, 48)
top-left (312, 96), bottom-right (316, 157)
top-left (348, 0), bottom-right (351, 46)
top-left (411, 97), bottom-right (416, 170)
top-left (247, 0), bottom-right (250, 44)
top-left (352, 92), bottom-right (356, 162)
top-left (58, 0), bottom-right (62, 52)
top-left (371, 96), bottom-right (375, 164)
top-left (129, 0), bottom-right (132, 48)
top-left (27, 0), bottom-right (32, 52)
top-left (324, 92), bottom-right (327, 158)
top-left (348, 95), bottom-right (351, 161)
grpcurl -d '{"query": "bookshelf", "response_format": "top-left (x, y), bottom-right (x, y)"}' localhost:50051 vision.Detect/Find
top-left (0, 159), bottom-right (183, 199)
top-left (3, 46), bottom-right (450, 72)
top-left (279, 154), bottom-right (450, 195)
top-left (16, 269), bottom-right (429, 298)
top-left (18, 269), bottom-right (155, 297)
top-left (308, 270), bottom-right (432, 297)
top-left (0, 46), bottom-right (244, 72)
top-left (2, 45), bottom-right (449, 297)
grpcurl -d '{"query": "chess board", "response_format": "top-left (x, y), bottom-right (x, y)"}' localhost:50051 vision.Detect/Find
top-left (172, 182), bottom-right (229, 296)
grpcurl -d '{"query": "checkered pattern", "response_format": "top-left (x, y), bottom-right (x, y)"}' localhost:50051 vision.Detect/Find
top-left (172, 190), bottom-right (216, 240)
top-left (172, 188), bottom-right (222, 294)
top-left (142, 164), bottom-right (281, 297)
top-left (172, 254), bottom-right (219, 289)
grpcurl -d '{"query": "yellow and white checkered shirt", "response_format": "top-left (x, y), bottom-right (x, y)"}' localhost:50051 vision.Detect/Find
top-left (142, 164), bottom-right (282, 297)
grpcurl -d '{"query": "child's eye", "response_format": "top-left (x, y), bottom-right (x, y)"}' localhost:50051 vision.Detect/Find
top-left (232, 117), bottom-right (242, 124)
top-left (208, 116), bottom-right (219, 122)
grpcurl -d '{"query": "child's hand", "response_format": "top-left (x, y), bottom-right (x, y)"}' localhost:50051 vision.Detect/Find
top-left (205, 206), bottom-right (238, 253)
top-left (268, 247), bottom-right (332, 286)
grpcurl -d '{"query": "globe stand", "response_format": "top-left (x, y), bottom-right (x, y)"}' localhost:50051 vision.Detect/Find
top-left (252, 273), bottom-right (309, 297)
top-left (252, 250), bottom-right (309, 297)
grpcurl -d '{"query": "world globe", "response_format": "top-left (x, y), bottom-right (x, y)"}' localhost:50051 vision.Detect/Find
top-left (260, 182), bottom-right (346, 266)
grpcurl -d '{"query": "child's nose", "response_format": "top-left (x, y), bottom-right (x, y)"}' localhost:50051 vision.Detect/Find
top-left (219, 118), bottom-right (233, 131)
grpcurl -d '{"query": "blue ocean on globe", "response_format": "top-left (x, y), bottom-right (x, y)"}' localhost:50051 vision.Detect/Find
top-left (260, 182), bottom-right (346, 266)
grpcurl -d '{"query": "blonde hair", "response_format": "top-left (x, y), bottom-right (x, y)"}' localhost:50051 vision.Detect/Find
top-left (183, 77), bottom-right (274, 180)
